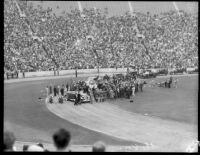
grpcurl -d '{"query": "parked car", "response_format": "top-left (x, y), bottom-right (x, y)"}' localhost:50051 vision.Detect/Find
top-left (170, 68), bottom-right (186, 75)
top-left (67, 91), bottom-right (90, 103)
top-left (157, 68), bottom-right (168, 75)
top-left (139, 69), bottom-right (157, 79)
top-left (187, 67), bottom-right (198, 74)
top-left (6, 71), bottom-right (18, 79)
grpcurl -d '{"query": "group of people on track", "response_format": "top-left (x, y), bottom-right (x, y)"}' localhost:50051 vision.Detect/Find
top-left (45, 72), bottom-right (179, 105)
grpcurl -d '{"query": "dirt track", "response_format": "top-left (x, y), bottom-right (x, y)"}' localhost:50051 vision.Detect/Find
top-left (46, 100), bottom-right (197, 152)
top-left (4, 73), bottom-right (198, 151)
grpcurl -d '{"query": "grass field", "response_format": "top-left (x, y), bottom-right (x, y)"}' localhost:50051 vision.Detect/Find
top-left (4, 74), bottom-right (198, 151)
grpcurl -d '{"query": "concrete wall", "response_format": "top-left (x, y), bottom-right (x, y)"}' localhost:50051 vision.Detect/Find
top-left (17, 68), bottom-right (128, 78)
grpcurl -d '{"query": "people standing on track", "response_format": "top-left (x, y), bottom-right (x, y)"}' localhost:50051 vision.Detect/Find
top-left (164, 79), bottom-right (168, 88)
top-left (6, 71), bottom-right (9, 80)
top-left (46, 86), bottom-right (49, 97)
top-left (139, 80), bottom-right (144, 92)
top-left (57, 85), bottom-right (60, 96)
top-left (75, 69), bottom-right (77, 78)
top-left (135, 81), bottom-right (139, 93)
top-left (66, 83), bottom-right (69, 91)
top-left (57, 68), bottom-right (59, 76)
top-left (174, 78), bottom-right (178, 88)
top-left (22, 70), bottom-right (25, 78)
top-left (49, 85), bottom-right (52, 95)
top-left (60, 85), bottom-right (64, 97)
top-left (169, 76), bottom-right (173, 88)
top-left (53, 86), bottom-right (57, 97)
top-left (54, 68), bottom-right (56, 76)
top-left (74, 92), bottom-right (79, 106)
top-left (130, 84), bottom-right (135, 103)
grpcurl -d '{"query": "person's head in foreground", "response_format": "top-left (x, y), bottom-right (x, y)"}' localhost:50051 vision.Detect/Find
top-left (53, 128), bottom-right (71, 151)
top-left (4, 130), bottom-right (16, 151)
top-left (92, 141), bottom-right (106, 152)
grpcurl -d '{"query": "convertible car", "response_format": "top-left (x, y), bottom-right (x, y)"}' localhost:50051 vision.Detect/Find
top-left (138, 70), bottom-right (157, 79)
top-left (66, 91), bottom-right (91, 103)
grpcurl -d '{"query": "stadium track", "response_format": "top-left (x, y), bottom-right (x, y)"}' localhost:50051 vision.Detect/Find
top-left (4, 73), bottom-right (198, 151)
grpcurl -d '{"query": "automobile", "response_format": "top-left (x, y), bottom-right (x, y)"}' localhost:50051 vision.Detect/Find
top-left (129, 71), bottom-right (138, 77)
top-left (115, 73), bottom-right (125, 79)
top-left (139, 69), bottom-right (157, 79)
top-left (186, 67), bottom-right (198, 74)
top-left (157, 68), bottom-right (168, 75)
top-left (66, 91), bottom-right (90, 103)
top-left (170, 68), bottom-right (186, 75)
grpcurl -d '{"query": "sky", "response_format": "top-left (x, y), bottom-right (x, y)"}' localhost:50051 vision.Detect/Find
top-left (29, 1), bottom-right (198, 17)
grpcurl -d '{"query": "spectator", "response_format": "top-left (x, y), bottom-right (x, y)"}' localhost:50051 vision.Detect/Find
top-left (52, 128), bottom-right (71, 152)
top-left (92, 141), bottom-right (106, 152)
top-left (4, 0), bottom-right (198, 73)
top-left (27, 144), bottom-right (45, 152)
top-left (3, 130), bottom-right (16, 151)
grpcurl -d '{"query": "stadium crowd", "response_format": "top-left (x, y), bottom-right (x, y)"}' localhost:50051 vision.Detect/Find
top-left (4, 0), bottom-right (198, 74)
top-left (4, 1), bottom-right (198, 152)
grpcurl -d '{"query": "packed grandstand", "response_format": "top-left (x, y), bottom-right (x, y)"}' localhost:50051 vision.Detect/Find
top-left (4, 0), bottom-right (198, 152)
top-left (4, 0), bottom-right (198, 74)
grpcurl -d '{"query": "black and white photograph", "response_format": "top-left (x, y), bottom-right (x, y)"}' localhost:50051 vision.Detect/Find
top-left (4, 0), bottom-right (198, 152)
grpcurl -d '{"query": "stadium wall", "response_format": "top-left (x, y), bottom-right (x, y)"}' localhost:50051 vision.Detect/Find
top-left (17, 68), bottom-right (128, 78)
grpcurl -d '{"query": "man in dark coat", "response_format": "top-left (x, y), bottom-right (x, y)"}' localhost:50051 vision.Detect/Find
top-left (60, 85), bottom-right (64, 96)
top-left (135, 82), bottom-right (138, 93)
top-left (66, 83), bottom-right (69, 91)
top-left (22, 70), bottom-right (25, 78)
top-left (49, 85), bottom-right (52, 95)
top-left (6, 72), bottom-right (9, 80)
top-left (53, 86), bottom-right (57, 96)
top-left (77, 93), bottom-right (82, 105)
top-left (74, 93), bottom-right (78, 106)
top-left (168, 76), bottom-right (173, 88)
top-left (139, 82), bottom-right (143, 92)
top-left (75, 69), bottom-right (77, 78)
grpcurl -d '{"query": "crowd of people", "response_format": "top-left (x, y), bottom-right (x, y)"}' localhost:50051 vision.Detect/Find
top-left (4, 129), bottom-right (106, 152)
top-left (46, 73), bottom-right (147, 105)
top-left (4, 0), bottom-right (198, 74)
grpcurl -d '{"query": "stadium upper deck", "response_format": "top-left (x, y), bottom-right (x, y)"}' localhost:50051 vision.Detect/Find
top-left (29, 1), bottom-right (198, 17)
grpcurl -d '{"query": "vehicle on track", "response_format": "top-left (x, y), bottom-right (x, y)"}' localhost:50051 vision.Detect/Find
top-left (138, 69), bottom-right (157, 79)
top-left (67, 91), bottom-right (91, 103)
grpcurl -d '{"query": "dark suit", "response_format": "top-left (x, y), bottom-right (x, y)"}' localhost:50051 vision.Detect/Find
top-left (49, 86), bottom-right (52, 95)
top-left (60, 87), bottom-right (64, 96)
top-left (53, 86), bottom-right (57, 96)
top-left (66, 83), bottom-right (69, 91)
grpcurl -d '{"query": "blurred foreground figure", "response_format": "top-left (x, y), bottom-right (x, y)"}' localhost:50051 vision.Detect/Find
top-left (3, 130), bottom-right (16, 152)
top-left (53, 128), bottom-right (71, 152)
top-left (92, 141), bottom-right (106, 152)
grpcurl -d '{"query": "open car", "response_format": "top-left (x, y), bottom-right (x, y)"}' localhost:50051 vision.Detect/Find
top-left (66, 91), bottom-right (90, 103)
top-left (157, 68), bottom-right (168, 75)
top-left (186, 67), bottom-right (198, 74)
top-left (170, 68), bottom-right (186, 75)
top-left (139, 70), bottom-right (157, 79)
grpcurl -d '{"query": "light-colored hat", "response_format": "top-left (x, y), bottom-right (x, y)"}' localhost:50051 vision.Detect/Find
top-left (27, 145), bottom-right (44, 152)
